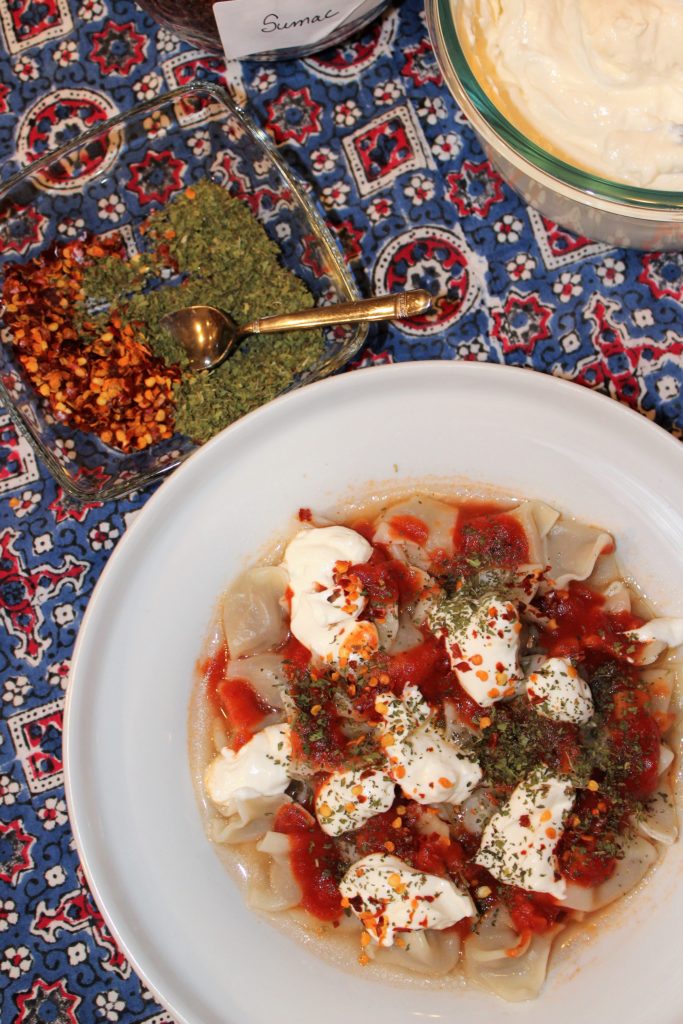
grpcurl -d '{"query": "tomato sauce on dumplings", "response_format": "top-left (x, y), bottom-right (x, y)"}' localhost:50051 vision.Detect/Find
top-left (189, 491), bottom-right (680, 1001)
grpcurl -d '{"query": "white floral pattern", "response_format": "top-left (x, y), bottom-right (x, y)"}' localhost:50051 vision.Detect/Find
top-left (88, 521), bottom-right (120, 551)
top-left (494, 214), bottom-right (524, 244)
top-left (38, 797), bottom-right (69, 830)
top-left (9, 490), bottom-right (40, 518)
top-left (0, 900), bottom-right (18, 933)
top-left (404, 173), bottom-right (434, 205)
top-left (97, 194), bottom-right (125, 223)
top-left (333, 100), bottom-right (362, 127)
top-left (0, 774), bottom-right (20, 806)
top-left (132, 73), bottom-right (163, 102)
top-left (0, 946), bottom-right (32, 980)
top-left (96, 990), bottom-right (126, 1021)
top-left (2, 676), bottom-right (31, 708)
top-left (553, 271), bottom-right (583, 303)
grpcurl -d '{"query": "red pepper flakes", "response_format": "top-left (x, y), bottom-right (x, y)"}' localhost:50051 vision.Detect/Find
top-left (2, 236), bottom-right (180, 453)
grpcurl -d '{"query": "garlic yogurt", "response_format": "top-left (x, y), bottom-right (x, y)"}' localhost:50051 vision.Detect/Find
top-left (458, 0), bottom-right (683, 189)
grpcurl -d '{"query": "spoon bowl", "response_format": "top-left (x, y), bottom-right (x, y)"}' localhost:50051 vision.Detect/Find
top-left (161, 289), bottom-right (433, 371)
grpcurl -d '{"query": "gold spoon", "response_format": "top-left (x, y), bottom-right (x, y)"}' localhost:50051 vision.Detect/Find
top-left (161, 289), bottom-right (433, 372)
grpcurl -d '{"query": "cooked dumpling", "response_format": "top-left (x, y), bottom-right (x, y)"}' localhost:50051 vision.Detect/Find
top-left (463, 906), bottom-right (560, 1002)
top-left (624, 618), bottom-right (683, 665)
top-left (634, 747), bottom-right (677, 846)
top-left (562, 834), bottom-right (658, 912)
top-left (544, 519), bottom-right (613, 589)
top-left (504, 499), bottom-right (559, 569)
top-left (642, 668), bottom-right (676, 717)
top-left (636, 780), bottom-right (678, 846)
top-left (373, 496), bottom-right (458, 570)
top-left (367, 929), bottom-right (462, 975)
top-left (209, 794), bottom-right (290, 845)
top-left (251, 830), bottom-right (303, 911)
top-left (387, 612), bottom-right (424, 653)
top-left (600, 579), bottom-right (632, 613)
top-left (222, 567), bottom-right (289, 658)
top-left (193, 489), bottom-right (680, 1004)
top-left (226, 652), bottom-right (289, 709)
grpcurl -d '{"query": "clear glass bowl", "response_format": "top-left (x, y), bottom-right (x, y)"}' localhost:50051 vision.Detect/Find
top-left (0, 83), bottom-right (365, 503)
top-left (426, 0), bottom-right (683, 249)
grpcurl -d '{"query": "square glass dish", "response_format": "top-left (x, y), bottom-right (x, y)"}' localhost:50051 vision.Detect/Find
top-left (0, 83), bottom-right (365, 502)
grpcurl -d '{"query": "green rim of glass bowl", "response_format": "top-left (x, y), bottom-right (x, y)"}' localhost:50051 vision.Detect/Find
top-left (0, 82), bottom-right (366, 504)
top-left (428, 0), bottom-right (683, 212)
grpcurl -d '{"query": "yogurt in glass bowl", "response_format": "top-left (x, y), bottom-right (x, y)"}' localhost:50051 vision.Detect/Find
top-left (426, 0), bottom-right (683, 249)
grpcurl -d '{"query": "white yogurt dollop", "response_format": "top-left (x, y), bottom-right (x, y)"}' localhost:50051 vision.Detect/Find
top-left (315, 768), bottom-right (396, 836)
top-left (525, 656), bottom-right (594, 725)
top-left (375, 686), bottom-right (482, 805)
top-left (340, 853), bottom-right (475, 945)
top-left (283, 526), bottom-right (379, 666)
top-left (459, 0), bottom-right (683, 189)
top-left (430, 592), bottom-right (523, 707)
top-left (475, 768), bottom-right (574, 900)
top-left (205, 724), bottom-right (291, 816)
top-left (624, 617), bottom-right (683, 664)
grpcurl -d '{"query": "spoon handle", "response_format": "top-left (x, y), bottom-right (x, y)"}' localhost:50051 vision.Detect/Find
top-left (244, 289), bottom-right (433, 335)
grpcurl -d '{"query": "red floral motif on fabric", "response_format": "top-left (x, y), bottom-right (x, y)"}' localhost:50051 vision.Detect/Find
top-left (639, 252), bottom-right (683, 301)
top-left (0, 529), bottom-right (88, 664)
top-left (266, 88), bottom-right (322, 145)
top-left (492, 291), bottom-right (553, 354)
top-left (128, 150), bottom-right (184, 204)
top-left (90, 20), bottom-right (147, 76)
top-left (14, 978), bottom-right (81, 1024)
top-left (401, 38), bottom-right (442, 87)
top-left (0, 819), bottom-right (36, 884)
top-left (446, 160), bottom-right (505, 219)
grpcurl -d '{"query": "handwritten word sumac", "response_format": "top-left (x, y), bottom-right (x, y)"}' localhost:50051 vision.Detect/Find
top-left (261, 9), bottom-right (339, 32)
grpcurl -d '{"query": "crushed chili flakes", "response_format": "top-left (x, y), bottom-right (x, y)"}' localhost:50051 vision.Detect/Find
top-left (2, 180), bottom-right (325, 455)
top-left (2, 236), bottom-right (180, 453)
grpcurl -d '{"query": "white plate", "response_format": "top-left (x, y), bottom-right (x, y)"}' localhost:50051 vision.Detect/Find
top-left (65, 362), bottom-right (683, 1024)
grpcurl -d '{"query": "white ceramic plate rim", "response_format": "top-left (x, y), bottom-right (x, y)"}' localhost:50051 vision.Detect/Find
top-left (64, 361), bottom-right (683, 1024)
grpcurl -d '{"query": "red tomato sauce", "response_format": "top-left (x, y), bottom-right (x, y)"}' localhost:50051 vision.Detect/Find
top-left (387, 513), bottom-right (430, 546)
top-left (534, 583), bottom-right (645, 663)
top-left (289, 678), bottom-right (349, 772)
top-left (215, 677), bottom-right (273, 751)
top-left (199, 645), bottom-right (228, 713)
top-left (556, 791), bottom-right (621, 887)
top-left (347, 517), bottom-right (375, 542)
top-left (388, 633), bottom-right (452, 698)
top-left (200, 647), bottom-right (273, 750)
top-left (279, 634), bottom-right (311, 673)
top-left (413, 830), bottom-right (468, 877)
top-left (353, 806), bottom-right (421, 861)
top-left (445, 678), bottom-right (484, 728)
top-left (206, 497), bottom-right (675, 950)
top-left (348, 633), bottom-right (456, 718)
top-left (351, 548), bottom-right (422, 609)
top-left (454, 507), bottom-right (530, 571)
top-left (353, 802), bottom-right (470, 879)
top-left (274, 803), bottom-right (344, 921)
top-left (607, 703), bottom-right (661, 800)
top-left (506, 888), bottom-right (564, 935)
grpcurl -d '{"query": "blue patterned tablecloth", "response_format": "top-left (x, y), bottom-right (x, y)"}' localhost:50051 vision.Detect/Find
top-left (1, 0), bottom-right (682, 1020)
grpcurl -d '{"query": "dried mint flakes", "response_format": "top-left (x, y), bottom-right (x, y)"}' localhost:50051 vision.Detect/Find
top-left (81, 179), bottom-right (326, 444)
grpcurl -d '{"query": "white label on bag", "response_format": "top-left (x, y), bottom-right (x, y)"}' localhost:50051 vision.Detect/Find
top-left (213, 0), bottom-right (371, 59)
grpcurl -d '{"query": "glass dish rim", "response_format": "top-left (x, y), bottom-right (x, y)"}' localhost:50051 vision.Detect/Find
top-left (0, 81), bottom-right (366, 504)
top-left (428, 0), bottom-right (683, 212)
